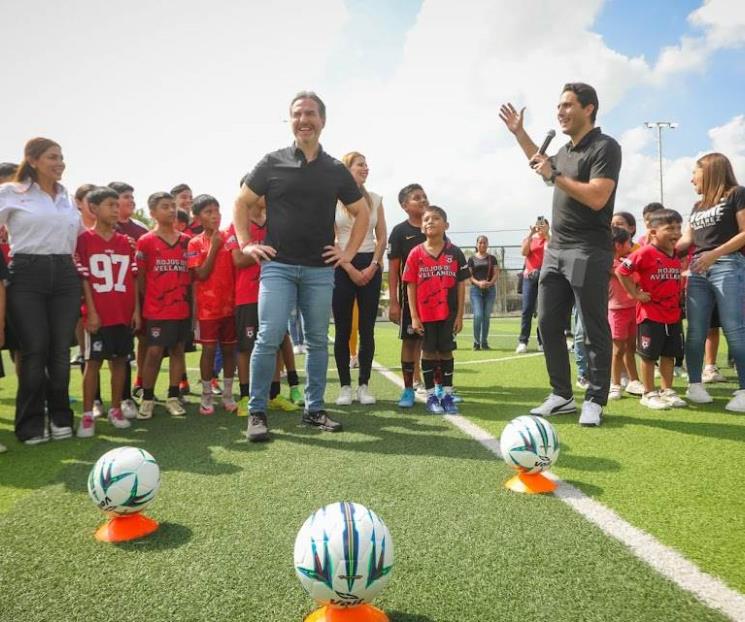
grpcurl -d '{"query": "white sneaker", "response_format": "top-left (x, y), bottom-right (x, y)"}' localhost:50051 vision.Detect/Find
top-left (76, 414), bottom-right (95, 438)
top-left (121, 399), bottom-right (138, 420)
top-left (641, 391), bottom-right (670, 410)
top-left (108, 407), bottom-right (131, 429)
top-left (199, 393), bottom-right (215, 416)
top-left (166, 397), bottom-right (187, 416)
top-left (530, 394), bottom-right (577, 417)
top-left (703, 365), bottom-right (726, 383)
top-left (659, 388), bottom-right (687, 408)
top-left (92, 400), bottom-right (105, 419)
top-left (336, 385), bottom-right (354, 406)
top-left (726, 389), bottom-right (745, 412)
top-left (0, 442), bottom-right (6, 453)
top-left (357, 385), bottom-right (376, 405)
top-left (620, 373), bottom-right (629, 389)
top-left (624, 380), bottom-right (645, 396)
top-left (566, 338), bottom-right (574, 351)
top-left (579, 401), bottom-right (602, 426)
top-left (49, 421), bottom-right (73, 440)
top-left (138, 399), bottom-right (154, 420)
top-left (608, 384), bottom-right (623, 400)
top-left (686, 383), bottom-right (713, 404)
top-left (515, 343), bottom-right (528, 354)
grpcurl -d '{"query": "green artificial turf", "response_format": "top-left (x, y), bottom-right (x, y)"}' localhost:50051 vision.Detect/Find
top-left (0, 325), bottom-right (741, 621)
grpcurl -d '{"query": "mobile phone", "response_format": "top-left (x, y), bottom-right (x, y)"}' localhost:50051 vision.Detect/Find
top-left (536, 216), bottom-right (546, 226)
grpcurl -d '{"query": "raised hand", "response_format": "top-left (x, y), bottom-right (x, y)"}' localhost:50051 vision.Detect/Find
top-left (498, 103), bottom-right (526, 135)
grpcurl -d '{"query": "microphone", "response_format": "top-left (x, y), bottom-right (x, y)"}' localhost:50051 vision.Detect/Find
top-left (538, 129), bottom-right (556, 155)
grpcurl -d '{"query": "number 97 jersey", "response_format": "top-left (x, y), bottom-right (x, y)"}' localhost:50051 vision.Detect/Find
top-left (74, 230), bottom-right (138, 328)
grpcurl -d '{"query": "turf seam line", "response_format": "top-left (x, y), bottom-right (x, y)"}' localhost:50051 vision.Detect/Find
top-left (370, 359), bottom-right (745, 622)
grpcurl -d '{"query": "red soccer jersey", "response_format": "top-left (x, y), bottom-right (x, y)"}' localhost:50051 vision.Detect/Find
top-left (225, 222), bottom-right (266, 306)
top-left (617, 244), bottom-right (682, 324)
top-left (402, 241), bottom-right (469, 323)
top-left (187, 230), bottom-right (235, 320)
top-left (75, 230), bottom-right (137, 327)
top-left (136, 231), bottom-right (191, 320)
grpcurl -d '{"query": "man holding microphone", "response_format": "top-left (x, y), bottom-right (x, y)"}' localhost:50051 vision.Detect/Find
top-left (500, 82), bottom-right (621, 426)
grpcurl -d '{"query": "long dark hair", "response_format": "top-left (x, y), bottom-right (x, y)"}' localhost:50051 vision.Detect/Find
top-left (14, 137), bottom-right (61, 183)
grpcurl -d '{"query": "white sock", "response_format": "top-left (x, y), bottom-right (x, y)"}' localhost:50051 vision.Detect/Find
top-left (223, 378), bottom-right (234, 396)
top-left (202, 379), bottom-right (211, 395)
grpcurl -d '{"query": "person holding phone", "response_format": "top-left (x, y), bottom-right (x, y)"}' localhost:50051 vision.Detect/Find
top-left (516, 218), bottom-right (549, 353)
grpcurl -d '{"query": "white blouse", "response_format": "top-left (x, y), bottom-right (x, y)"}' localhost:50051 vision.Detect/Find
top-left (335, 190), bottom-right (381, 254)
top-left (0, 181), bottom-right (82, 255)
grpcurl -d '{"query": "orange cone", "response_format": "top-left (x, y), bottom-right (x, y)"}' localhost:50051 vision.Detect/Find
top-left (304, 604), bottom-right (389, 622)
top-left (95, 512), bottom-right (159, 543)
top-left (504, 471), bottom-right (557, 494)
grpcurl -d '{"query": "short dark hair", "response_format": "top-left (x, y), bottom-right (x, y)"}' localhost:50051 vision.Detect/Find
top-left (108, 181), bottom-right (134, 195)
top-left (648, 208), bottom-right (682, 228)
top-left (170, 183), bottom-right (191, 196)
top-left (290, 90), bottom-right (326, 120)
top-left (176, 209), bottom-right (190, 224)
top-left (0, 162), bottom-right (18, 179)
top-left (613, 211), bottom-right (636, 233)
top-left (398, 183), bottom-right (424, 206)
top-left (87, 186), bottom-right (119, 206)
top-left (611, 227), bottom-right (630, 245)
top-left (642, 202), bottom-right (665, 217)
top-left (424, 204), bottom-right (448, 222)
top-left (562, 82), bottom-right (599, 123)
top-left (74, 183), bottom-right (97, 202)
top-left (148, 191), bottom-right (173, 211)
top-left (192, 194), bottom-right (219, 216)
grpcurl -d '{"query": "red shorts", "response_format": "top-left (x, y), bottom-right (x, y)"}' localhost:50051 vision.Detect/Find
top-left (609, 306), bottom-right (636, 341)
top-left (196, 316), bottom-right (236, 345)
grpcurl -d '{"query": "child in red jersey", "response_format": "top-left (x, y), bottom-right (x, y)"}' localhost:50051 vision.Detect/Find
top-left (403, 205), bottom-right (468, 415)
top-left (74, 187), bottom-right (140, 437)
top-left (187, 195), bottom-right (237, 415)
top-left (135, 192), bottom-right (192, 419)
top-left (616, 209), bottom-right (685, 410)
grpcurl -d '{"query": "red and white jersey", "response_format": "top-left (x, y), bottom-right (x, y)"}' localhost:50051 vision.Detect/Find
top-left (225, 222), bottom-right (266, 306)
top-left (187, 230), bottom-right (235, 320)
top-left (617, 244), bottom-right (682, 324)
top-left (402, 241), bottom-right (469, 323)
top-left (136, 231), bottom-right (191, 320)
top-left (74, 230), bottom-right (137, 327)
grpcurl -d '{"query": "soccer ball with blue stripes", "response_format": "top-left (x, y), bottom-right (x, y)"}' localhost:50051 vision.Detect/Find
top-left (294, 502), bottom-right (394, 607)
top-left (500, 415), bottom-right (560, 474)
top-left (88, 446), bottom-right (160, 515)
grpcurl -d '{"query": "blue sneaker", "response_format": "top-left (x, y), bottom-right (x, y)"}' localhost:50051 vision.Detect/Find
top-left (426, 394), bottom-right (445, 414)
top-left (398, 387), bottom-right (416, 408)
top-left (441, 393), bottom-right (459, 414)
top-left (434, 384), bottom-right (445, 400)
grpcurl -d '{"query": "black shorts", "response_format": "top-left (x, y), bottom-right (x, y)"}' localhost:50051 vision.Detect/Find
top-left (422, 317), bottom-right (456, 354)
top-left (637, 319), bottom-right (684, 361)
top-left (145, 319), bottom-right (191, 349)
top-left (399, 289), bottom-right (423, 341)
top-left (85, 325), bottom-right (134, 361)
top-left (235, 303), bottom-right (258, 352)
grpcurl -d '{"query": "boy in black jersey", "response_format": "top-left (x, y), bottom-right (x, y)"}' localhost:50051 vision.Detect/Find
top-left (403, 205), bottom-right (469, 414)
top-left (388, 184), bottom-right (427, 407)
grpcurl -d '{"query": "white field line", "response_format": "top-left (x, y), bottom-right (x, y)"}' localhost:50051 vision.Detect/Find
top-left (371, 359), bottom-right (745, 622)
top-left (455, 352), bottom-right (543, 366)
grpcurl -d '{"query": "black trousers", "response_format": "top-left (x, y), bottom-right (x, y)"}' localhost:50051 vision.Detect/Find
top-left (8, 254), bottom-right (81, 441)
top-left (332, 253), bottom-right (382, 387)
top-left (537, 246), bottom-right (612, 406)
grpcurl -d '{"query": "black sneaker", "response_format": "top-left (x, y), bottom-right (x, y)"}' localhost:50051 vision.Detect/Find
top-left (247, 412), bottom-right (269, 442)
top-left (473, 343), bottom-right (481, 351)
top-left (302, 410), bottom-right (343, 432)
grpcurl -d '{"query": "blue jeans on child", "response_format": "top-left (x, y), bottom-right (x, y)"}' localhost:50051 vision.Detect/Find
top-left (249, 262), bottom-right (334, 414)
top-left (685, 253), bottom-right (745, 388)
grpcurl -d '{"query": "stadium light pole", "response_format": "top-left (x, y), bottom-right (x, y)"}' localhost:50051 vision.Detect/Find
top-left (644, 121), bottom-right (678, 204)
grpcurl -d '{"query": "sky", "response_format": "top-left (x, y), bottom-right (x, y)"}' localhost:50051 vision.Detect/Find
top-left (2, 0), bottom-right (744, 258)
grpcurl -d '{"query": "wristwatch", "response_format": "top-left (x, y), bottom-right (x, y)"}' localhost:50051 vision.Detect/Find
top-left (549, 167), bottom-right (562, 184)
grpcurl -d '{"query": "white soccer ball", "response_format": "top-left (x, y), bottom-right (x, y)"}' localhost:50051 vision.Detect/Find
top-left (88, 446), bottom-right (160, 515)
top-left (500, 415), bottom-right (560, 474)
top-left (294, 502), bottom-right (394, 608)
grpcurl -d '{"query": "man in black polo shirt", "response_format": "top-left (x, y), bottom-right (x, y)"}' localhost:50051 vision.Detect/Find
top-left (233, 91), bottom-right (369, 442)
top-left (499, 82), bottom-right (621, 426)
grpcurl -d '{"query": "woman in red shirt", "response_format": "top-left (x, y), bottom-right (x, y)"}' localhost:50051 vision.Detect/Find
top-left (516, 218), bottom-right (548, 353)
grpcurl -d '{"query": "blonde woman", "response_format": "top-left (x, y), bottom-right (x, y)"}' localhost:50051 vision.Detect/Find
top-left (334, 152), bottom-right (387, 405)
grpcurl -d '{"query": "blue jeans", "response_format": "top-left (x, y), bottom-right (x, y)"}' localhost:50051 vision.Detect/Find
top-left (470, 285), bottom-right (496, 346)
top-left (250, 262), bottom-right (334, 413)
top-left (519, 274), bottom-right (541, 345)
top-left (288, 305), bottom-right (305, 346)
top-left (686, 253), bottom-right (745, 387)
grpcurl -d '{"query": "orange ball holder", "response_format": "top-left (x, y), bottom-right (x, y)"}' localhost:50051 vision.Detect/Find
top-left (504, 471), bottom-right (557, 494)
top-left (305, 604), bottom-right (389, 622)
top-left (95, 512), bottom-right (159, 543)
